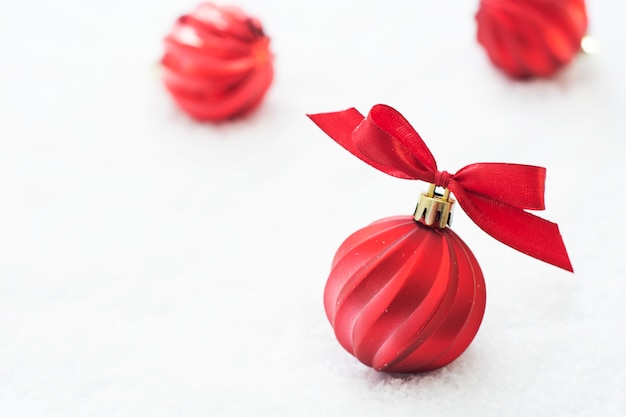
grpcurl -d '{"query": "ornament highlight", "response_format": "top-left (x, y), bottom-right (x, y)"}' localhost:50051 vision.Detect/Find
top-left (476, 0), bottom-right (588, 78)
top-left (309, 104), bottom-right (572, 373)
top-left (161, 3), bottom-right (274, 121)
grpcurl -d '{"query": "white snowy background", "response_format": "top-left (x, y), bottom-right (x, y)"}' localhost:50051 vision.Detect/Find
top-left (1, 1), bottom-right (625, 416)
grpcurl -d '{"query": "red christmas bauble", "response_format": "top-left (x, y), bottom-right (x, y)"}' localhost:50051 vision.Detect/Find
top-left (324, 215), bottom-right (486, 373)
top-left (310, 104), bottom-right (573, 374)
top-left (476, 0), bottom-right (588, 78)
top-left (161, 3), bottom-right (274, 121)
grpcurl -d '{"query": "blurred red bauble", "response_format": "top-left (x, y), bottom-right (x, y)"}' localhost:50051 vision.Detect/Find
top-left (476, 0), bottom-right (588, 78)
top-left (161, 3), bottom-right (274, 121)
top-left (324, 215), bottom-right (486, 373)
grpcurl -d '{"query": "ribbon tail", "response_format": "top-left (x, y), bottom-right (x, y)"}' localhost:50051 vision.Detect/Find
top-left (307, 108), bottom-right (396, 175)
top-left (453, 187), bottom-right (573, 272)
top-left (308, 108), bottom-right (364, 154)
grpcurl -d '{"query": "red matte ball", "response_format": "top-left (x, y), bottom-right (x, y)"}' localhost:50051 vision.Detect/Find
top-left (476, 0), bottom-right (588, 78)
top-left (324, 216), bottom-right (486, 373)
top-left (161, 3), bottom-right (274, 121)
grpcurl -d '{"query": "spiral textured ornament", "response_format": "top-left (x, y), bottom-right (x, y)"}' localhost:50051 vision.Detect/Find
top-left (325, 216), bottom-right (486, 373)
top-left (161, 3), bottom-right (274, 121)
top-left (309, 104), bottom-right (573, 373)
top-left (476, 0), bottom-right (588, 78)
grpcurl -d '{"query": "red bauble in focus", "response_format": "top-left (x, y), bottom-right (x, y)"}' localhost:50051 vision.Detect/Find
top-left (161, 3), bottom-right (274, 121)
top-left (325, 213), bottom-right (486, 373)
top-left (309, 104), bottom-right (573, 374)
top-left (476, 0), bottom-right (588, 78)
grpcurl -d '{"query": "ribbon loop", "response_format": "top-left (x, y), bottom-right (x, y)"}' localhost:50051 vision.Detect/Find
top-left (308, 104), bottom-right (573, 272)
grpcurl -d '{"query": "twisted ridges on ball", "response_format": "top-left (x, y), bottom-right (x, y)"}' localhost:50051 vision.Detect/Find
top-left (162, 3), bottom-right (274, 121)
top-left (324, 216), bottom-right (486, 373)
top-left (476, 0), bottom-right (588, 78)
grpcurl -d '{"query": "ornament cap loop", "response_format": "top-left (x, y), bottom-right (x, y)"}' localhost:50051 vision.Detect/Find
top-left (414, 184), bottom-right (455, 228)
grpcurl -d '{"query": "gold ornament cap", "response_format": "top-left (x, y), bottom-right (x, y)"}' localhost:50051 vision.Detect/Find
top-left (414, 184), bottom-right (455, 228)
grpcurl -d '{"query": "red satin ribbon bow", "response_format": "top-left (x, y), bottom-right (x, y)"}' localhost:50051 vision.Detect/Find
top-left (308, 104), bottom-right (573, 272)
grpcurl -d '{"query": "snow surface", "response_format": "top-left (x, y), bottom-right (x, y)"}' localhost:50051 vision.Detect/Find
top-left (1, 1), bottom-right (625, 416)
